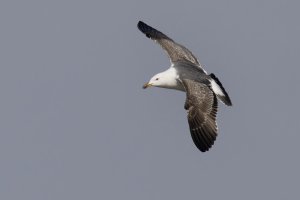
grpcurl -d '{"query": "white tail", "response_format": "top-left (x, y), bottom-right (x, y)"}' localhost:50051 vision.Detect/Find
top-left (209, 73), bottom-right (232, 106)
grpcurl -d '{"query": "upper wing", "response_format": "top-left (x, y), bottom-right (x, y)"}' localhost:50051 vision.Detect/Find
top-left (182, 79), bottom-right (218, 152)
top-left (137, 21), bottom-right (200, 65)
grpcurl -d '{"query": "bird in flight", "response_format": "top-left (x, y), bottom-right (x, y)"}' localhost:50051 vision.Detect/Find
top-left (138, 21), bottom-right (232, 152)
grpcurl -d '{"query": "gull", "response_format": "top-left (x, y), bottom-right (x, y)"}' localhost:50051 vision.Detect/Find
top-left (138, 21), bottom-right (232, 152)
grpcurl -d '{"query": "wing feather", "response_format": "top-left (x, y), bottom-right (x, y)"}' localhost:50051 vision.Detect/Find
top-left (182, 79), bottom-right (218, 152)
top-left (137, 21), bottom-right (200, 65)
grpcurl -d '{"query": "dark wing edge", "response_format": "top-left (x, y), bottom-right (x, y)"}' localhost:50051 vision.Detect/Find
top-left (182, 79), bottom-right (218, 152)
top-left (137, 21), bottom-right (200, 65)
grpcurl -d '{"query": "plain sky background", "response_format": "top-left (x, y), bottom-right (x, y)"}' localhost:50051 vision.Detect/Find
top-left (1, 0), bottom-right (299, 199)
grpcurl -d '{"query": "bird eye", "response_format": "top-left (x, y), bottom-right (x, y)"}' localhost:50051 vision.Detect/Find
top-left (155, 78), bottom-right (159, 80)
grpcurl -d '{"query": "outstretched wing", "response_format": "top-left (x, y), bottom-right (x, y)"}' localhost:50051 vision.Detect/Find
top-left (137, 21), bottom-right (200, 66)
top-left (182, 79), bottom-right (218, 152)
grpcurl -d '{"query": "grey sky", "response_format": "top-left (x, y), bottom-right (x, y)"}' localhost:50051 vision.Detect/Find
top-left (0, 0), bottom-right (299, 199)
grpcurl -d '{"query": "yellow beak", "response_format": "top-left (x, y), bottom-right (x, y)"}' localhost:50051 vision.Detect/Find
top-left (142, 82), bottom-right (152, 89)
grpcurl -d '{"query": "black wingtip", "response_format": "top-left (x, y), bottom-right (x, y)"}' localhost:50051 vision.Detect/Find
top-left (137, 21), bottom-right (166, 39)
top-left (189, 122), bottom-right (217, 152)
top-left (137, 21), bottom-right (147, 33)
top-left (137, 21), bottom-right (145, 28)
top-left (137, 21), bottom-right (151, 38)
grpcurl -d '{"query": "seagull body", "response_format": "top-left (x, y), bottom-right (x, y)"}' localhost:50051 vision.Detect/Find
top-left (138, 21), bottom-right (232, 152)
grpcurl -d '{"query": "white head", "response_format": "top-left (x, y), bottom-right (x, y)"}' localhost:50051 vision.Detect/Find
top-left (143, 73), bottom-right (165, 88)
top-left (142, 68), bottom-right (182, 90)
